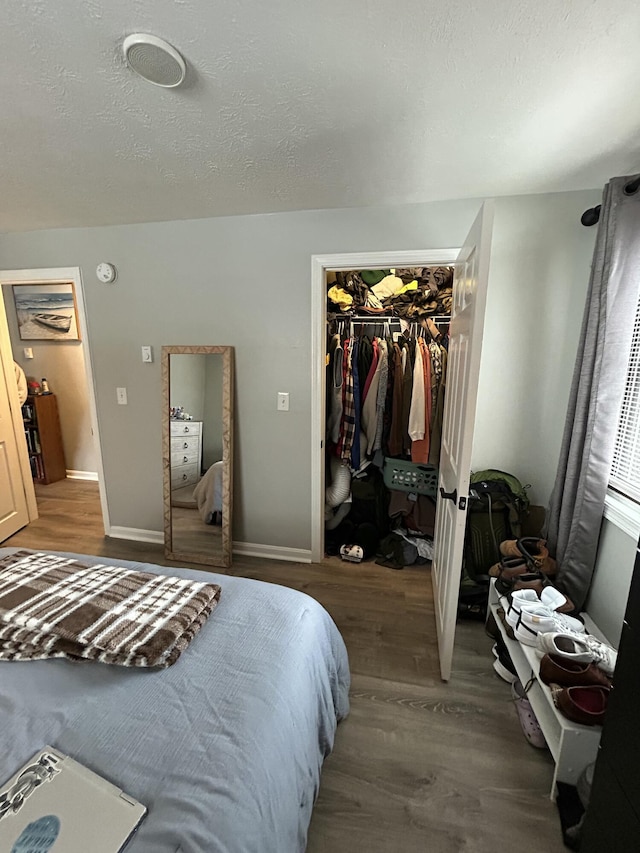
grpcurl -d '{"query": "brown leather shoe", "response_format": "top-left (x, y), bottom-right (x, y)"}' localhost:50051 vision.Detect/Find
top-left (540, 654), bottom-right (612, 688)
top-left (512, 577), bottom-right (546, 595)
top-left (489, 557), bottom-right (529, 578)
top-left (499, 538), bottom-right (557, 576)
top-left (495, 571), bottom-right (544, 596)
top-left (500, 537), bottom-right (545, 559)
top-left (553, 685), bottom-right (609, 726)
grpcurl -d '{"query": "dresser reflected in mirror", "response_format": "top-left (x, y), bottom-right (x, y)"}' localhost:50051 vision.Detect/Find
top-left (162, 346), bottom-right (234, 568)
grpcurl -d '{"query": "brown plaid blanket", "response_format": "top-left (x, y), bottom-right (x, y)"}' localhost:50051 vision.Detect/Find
top-left (0, 551), bottom-right (221, 668)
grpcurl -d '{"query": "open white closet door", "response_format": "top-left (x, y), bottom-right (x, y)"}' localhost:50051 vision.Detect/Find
top-left (431, 201), bottom-right (494, 681)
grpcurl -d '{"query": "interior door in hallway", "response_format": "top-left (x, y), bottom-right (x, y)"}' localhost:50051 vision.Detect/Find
top-left (431, 201), bottom-right (494, 681)
top-left (0, 348), bottom-right (30, 542)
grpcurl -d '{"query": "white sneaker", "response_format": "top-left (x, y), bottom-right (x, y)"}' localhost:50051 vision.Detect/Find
top-left (540, 587), bottom-right (570, 612)
top-left (491, 643), bottom-right (518, 683)
top-left (506, 587), bottom-right (573, 631)
top-left (536, 631), bottom-right (617, 675)
top-left (583, 636), bottom-right (618, 676)
top-left (515, 606), bottom-right (585, 647)
top-left (536, 632), bottom-right (593, 662)
top-left (505, 590), bottom-right (539, 629)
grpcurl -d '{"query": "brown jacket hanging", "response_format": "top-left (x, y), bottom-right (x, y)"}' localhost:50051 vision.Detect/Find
top-left (388, 342), bottom-right (405, 456)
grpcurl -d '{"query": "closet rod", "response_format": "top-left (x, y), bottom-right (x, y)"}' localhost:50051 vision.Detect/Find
top-left (340, 314), bottom-right (451, 322)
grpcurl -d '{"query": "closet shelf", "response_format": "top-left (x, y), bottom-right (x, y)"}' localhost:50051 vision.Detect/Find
top-left (333, 313), bottom-right (451, 322)
top-left (488, 580), bottom-right (607, 799)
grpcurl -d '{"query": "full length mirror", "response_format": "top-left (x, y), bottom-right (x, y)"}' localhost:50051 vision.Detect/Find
top-left (162, 346), bottom-right (234, 568)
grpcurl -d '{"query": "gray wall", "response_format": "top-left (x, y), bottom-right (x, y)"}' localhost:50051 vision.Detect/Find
top-left (2, 285), bottom-right (98, 474)
top-left (203, 355), bottom-right (224, 470)
top-left (473, 191), bottom-right (599, 504)
top-left (169, 354), bottom-right (206, 423)
top-left (0, 190), bottom-right (600, 548)
top-left (586, 519), bottom-right (637, 647)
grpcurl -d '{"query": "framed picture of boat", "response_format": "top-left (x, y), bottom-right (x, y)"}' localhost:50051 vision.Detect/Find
top-left (12, 282), bottom-right (80, 341)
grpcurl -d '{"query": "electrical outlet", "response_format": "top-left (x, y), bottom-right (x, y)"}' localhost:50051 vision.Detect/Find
top-left (141, 346), bottom-right (153, 363)
top-left (277, 392), bottom-right (289, 412)
top-left (116, 387), bottom-right (127, 405)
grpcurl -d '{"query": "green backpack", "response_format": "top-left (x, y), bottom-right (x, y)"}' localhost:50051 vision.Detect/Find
top-left (464, 469), bottom-right (530, 582)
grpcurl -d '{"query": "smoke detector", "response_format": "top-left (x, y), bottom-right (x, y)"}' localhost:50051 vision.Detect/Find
top-left (123, 34), bottom-right (186, 88)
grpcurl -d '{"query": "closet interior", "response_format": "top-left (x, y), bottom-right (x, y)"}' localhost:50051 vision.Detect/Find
top-left (324, 266), bottom-right (453, 567)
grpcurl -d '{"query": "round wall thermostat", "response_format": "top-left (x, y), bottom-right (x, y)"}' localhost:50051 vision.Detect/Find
top-left (96, 262), bottom-right (117, 283)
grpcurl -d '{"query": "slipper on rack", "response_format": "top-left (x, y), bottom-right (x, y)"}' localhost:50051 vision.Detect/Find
top-left (512, 679), bottom-right (547, 749)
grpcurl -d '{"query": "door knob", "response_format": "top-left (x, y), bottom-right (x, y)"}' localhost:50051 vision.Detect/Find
top-left (439, 486), bottom-right (458, 504)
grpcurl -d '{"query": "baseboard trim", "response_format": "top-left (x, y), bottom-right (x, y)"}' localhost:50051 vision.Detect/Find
top-left (66, 470), bottom-right (99, 481)
top-left (107, 526), bottom-right (164, 544)
top-left (104, 528), bottom-right (312, 563)
top-left (232, 541), bottom-right (312, 563)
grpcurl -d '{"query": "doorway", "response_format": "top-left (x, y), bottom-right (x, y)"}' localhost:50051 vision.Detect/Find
top-left (310, 249), bottom-right (459, 563)
top-left (310, 201), bottom-right (494, 680)
top-left (0, 267), bottom-right (109, 538)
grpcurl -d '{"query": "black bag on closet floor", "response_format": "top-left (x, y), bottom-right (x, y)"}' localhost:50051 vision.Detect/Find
top-left (325, 521), bottom-right (380, 560)
top-left (325, 468), bottom-right (390, 560)
top-left (349, 468), bottom-right (390, 537)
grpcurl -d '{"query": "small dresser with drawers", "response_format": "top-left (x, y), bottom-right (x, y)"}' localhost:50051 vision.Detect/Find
top-left (170, 420), bottom-right (202, 491)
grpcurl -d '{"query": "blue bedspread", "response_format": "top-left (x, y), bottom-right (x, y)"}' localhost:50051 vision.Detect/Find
top-left (0, 549), bottom-right (350, 853)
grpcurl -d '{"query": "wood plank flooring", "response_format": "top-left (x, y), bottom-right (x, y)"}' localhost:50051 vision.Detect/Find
top-left (3, 480), bottom-right (566, 852)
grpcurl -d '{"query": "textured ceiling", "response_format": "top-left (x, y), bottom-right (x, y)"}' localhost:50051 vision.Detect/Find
top-left (2, 0), bottom-right (639, 231)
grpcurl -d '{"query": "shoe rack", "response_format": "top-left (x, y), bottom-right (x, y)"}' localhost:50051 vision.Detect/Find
top-left (488, 580), bottom-right (610, 799)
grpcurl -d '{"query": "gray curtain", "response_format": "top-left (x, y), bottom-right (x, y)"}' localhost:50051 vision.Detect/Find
top-left (545, 175), bottom-right (640, 609)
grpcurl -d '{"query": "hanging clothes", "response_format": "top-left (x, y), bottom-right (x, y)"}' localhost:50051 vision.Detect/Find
top-left (327, 333), bottom-right (343, 445)
top-left (361, 337), bottom-right (379, 404)
top-left (373, 339), bottom-right (389, 453)
top-left (401, 339), bottom-right (415, 455)
top-left (357, 335), bottom-right (374, 409)
top-left (428, 343), bottom-right (447, 467)
top-left (350, 338), bottom-right (361, 470)
top-left (329, 276), bottom-right (450, 472)
top-left (408, 337), bottom-right (425, 443)
top-left (362, 339), bottom-right (384, 454)
top-left (428, 338), bottom-right (442, 415)
top-left (338, 339), bottom-right (356, 465)
top-left (411, 338), bottom-right (432, 464)
top-left (388, 342), bottom-right (404, 456)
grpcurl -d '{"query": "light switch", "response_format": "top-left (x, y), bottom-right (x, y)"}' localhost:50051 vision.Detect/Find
top-left (277, 392), bottom-right (289, 412)
top-left (116, 387), bottom-right (128, 405)
top-left (141, 346), bottom-right (153, 363)
top-left (23, 347), bottom-right (33, 359)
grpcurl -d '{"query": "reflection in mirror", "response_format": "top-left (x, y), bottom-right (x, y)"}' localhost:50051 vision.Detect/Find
top-left (162, 346), bottom-right (234, 568)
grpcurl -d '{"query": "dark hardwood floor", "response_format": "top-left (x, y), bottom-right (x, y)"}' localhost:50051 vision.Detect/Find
top-left (3, 480), bottom-right (566, 852)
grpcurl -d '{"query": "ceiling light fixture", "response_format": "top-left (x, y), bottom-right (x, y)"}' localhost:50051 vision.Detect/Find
top-left (122, 33), bottom-right (186, 88)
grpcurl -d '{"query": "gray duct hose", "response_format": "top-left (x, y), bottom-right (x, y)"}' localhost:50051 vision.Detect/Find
top-left (325, 456), bottom-right (352, 508)
top-left (325, 500), bottom-right (351, 530)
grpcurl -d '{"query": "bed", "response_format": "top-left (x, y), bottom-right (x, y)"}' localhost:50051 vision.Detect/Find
top-left (0, 548), bottom-right (350, 853)
top-left (193, 460), bottom-right (224, 524)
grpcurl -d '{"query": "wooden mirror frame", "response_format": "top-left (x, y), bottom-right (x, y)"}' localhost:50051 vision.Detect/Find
top-left (161, 345), bottom-right (234, 568)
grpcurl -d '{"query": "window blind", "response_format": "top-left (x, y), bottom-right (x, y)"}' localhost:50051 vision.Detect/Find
top-left (610, 299), bottom-right (640, 503)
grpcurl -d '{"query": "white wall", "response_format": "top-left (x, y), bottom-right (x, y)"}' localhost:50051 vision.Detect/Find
top-left (1, 285), bottom-right (97, 475)
top-left (0, 189), bottom-right (600, 549)
top-left (587, 519), bottom-right (636, 646)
